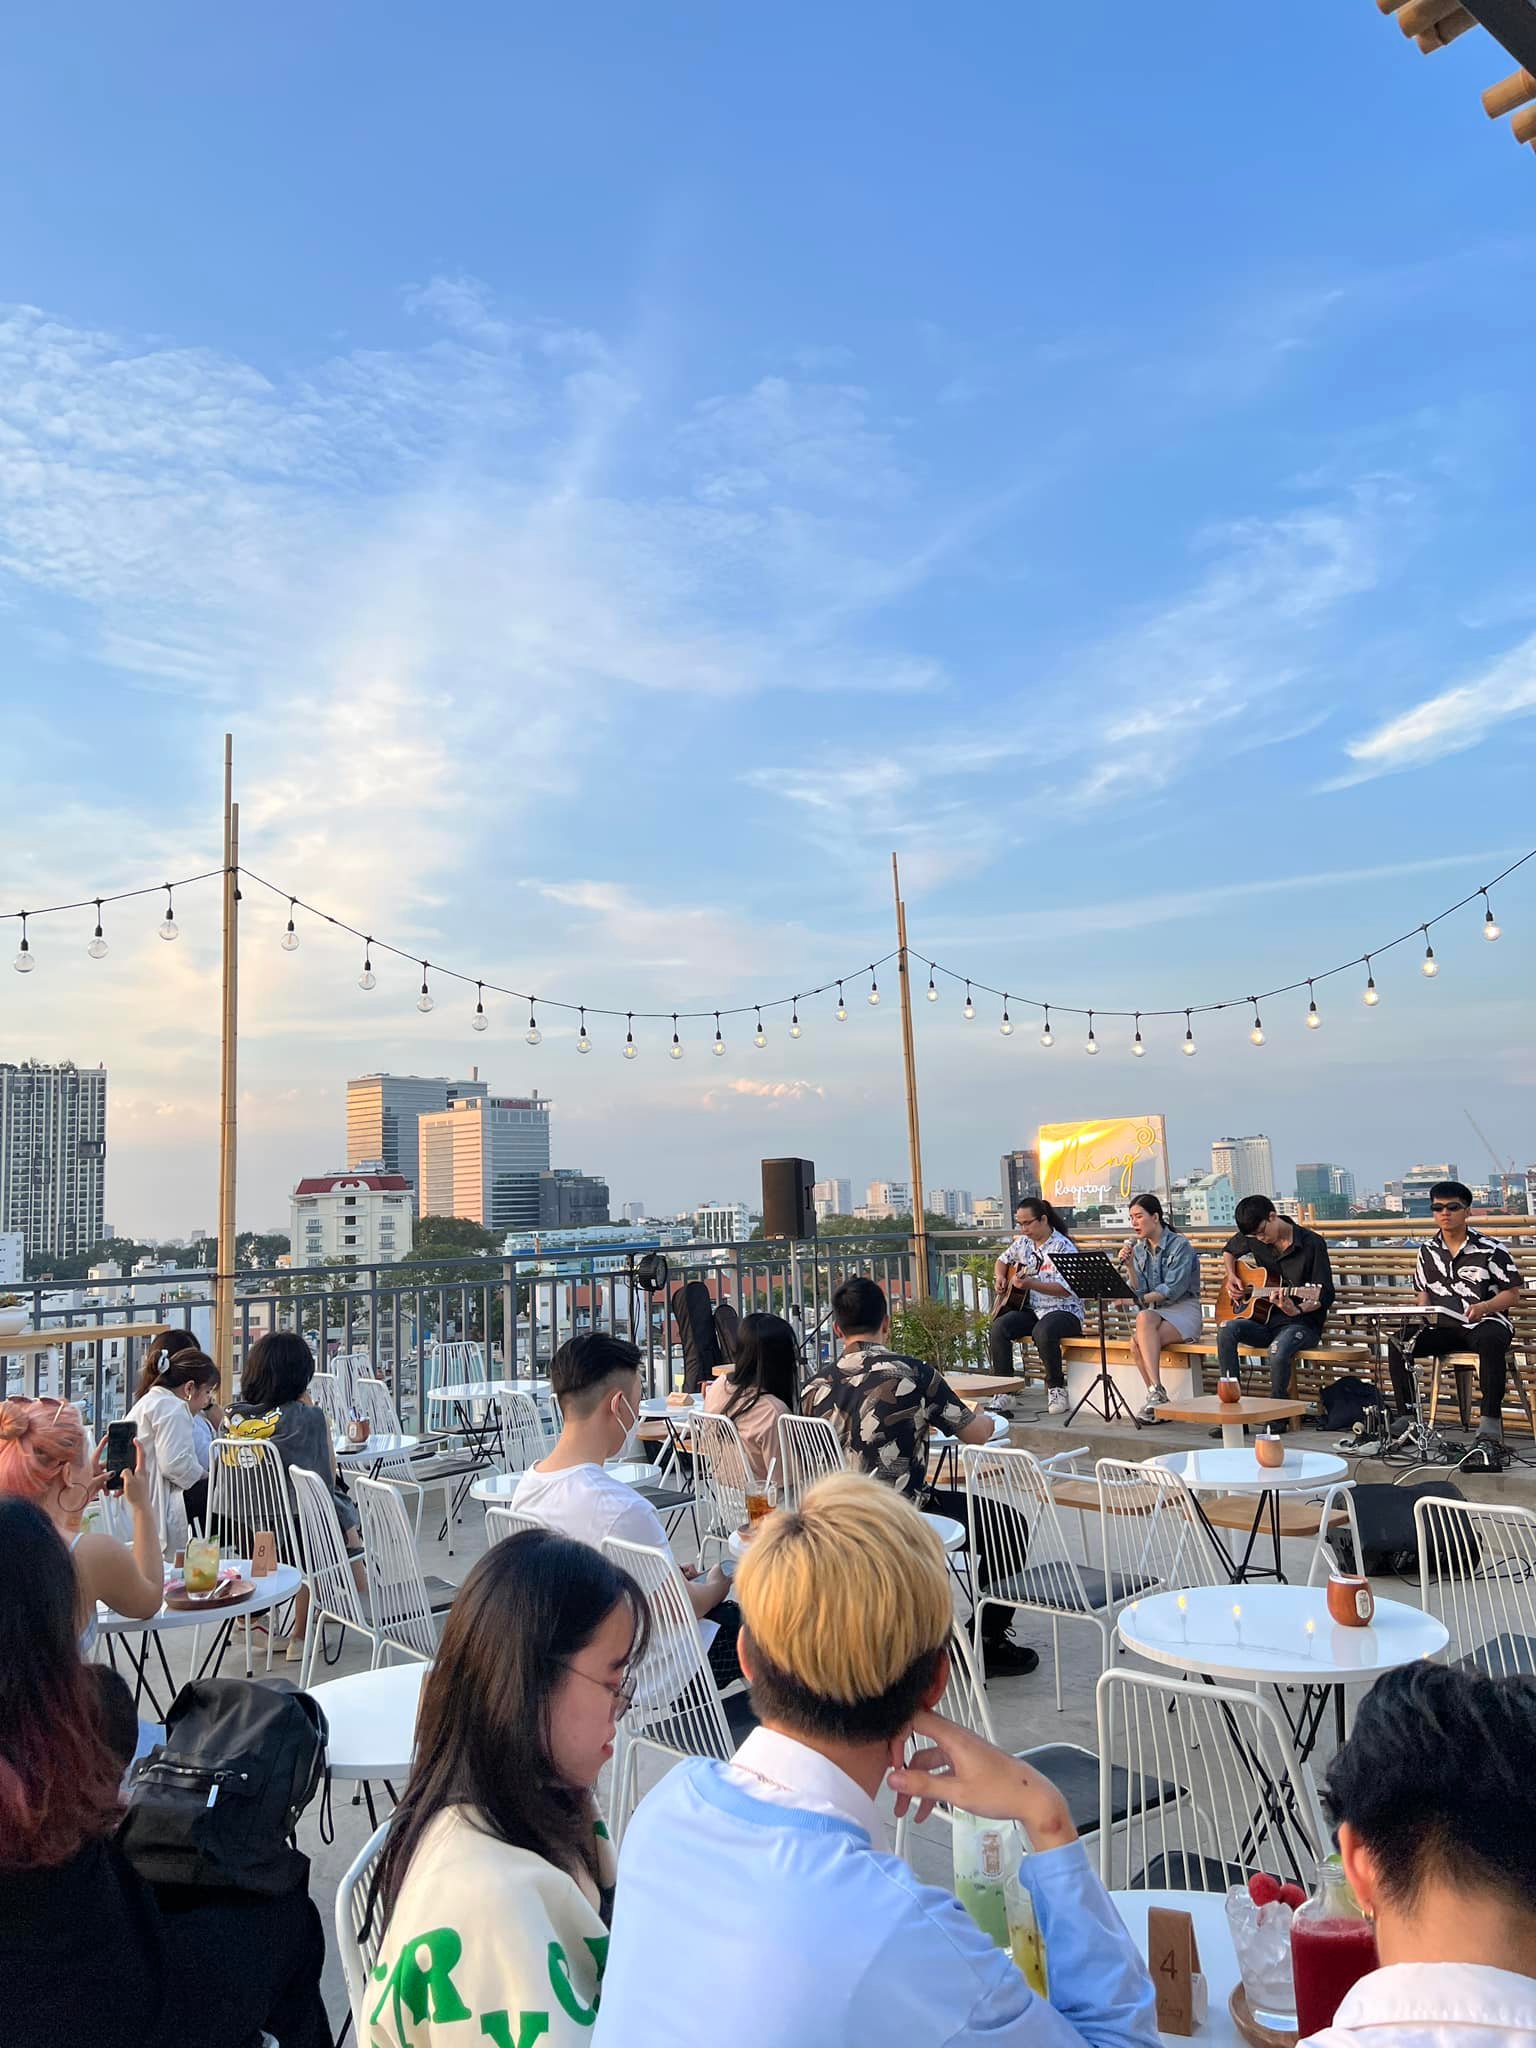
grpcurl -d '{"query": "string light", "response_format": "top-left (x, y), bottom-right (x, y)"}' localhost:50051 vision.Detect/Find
top-left (472, 981), bottom-right (488, 1032)
top-left (13, 912), bottom-right (33, 974)
top-left (526, 1002), bottom-right (541, 1047)
top-left (999, 994), bottom-right (1013, 1036)
top-left (417, 962), bottom-right (434, 1013)
top-left (712, 1012), bottom-right (726, 1057)
top-left (1039, 1005), bottom-right (1054, 1048)
top-left (789, 999), bottom-right (802, 1039)
top-left (624, 1012), bottom-right (637, 1061)
top-left (669, 1013), bottom-right (684, 1061)
top-left (358, 940), bottom-right (376, 991)
top-left (1249, 999), bottom-right (1265, 1047)
top-left (867, 965), bottom-right (880, 1007)
top-left (1132, 1013), bottom-right (1145, 1057)
top-left (577, 1006), bottom-right (591, 1054)
top-left (1363, 955), bottom-right (1380, 1006)
top-left (926, 971), bottom-right (938, 1002)
top-left (281, 898), bottom-right (299, 952)
top-left (1183, 1010), bottom-right (1196, 1056)
top-left (1085, 1010), bottom-right (1098, 1055)
top-left (88, 900), bottom-right (108, 960)
top-left (835, 982), bottom-right (847, 1022)
top-left (753, 1007), bottom-right (766, 1048)
top-left (1306, 980), bottom-right (1320, 1030)
top-left (158, 886), bottom-right (178, 942)
top-left (962, 981), bottom-right (974, 1020)
top-left (1420, 928), bottom-right (1438, 978)
top-left (1482, 890), bottom-right (1501, 941)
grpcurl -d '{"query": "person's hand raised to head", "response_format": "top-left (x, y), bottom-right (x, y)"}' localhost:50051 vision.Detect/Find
top-left (887, 1710), bottom-right (1076, 1851)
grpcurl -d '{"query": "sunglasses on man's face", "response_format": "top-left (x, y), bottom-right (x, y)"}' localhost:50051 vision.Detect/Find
top-left (1432, 1202), bottom-right (1467, 1213)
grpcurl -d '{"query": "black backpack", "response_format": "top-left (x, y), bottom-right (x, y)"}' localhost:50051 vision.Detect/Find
top-left (1333, 1479), bottom-right (1477, 1581)
top-left (120, 1678), bottom-right (327, 1895)
top-left (1316, 1374), bottom-right (1380, 1433)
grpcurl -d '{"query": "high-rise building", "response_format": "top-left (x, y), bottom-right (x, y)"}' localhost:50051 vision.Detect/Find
top-left (972, 1196), bottom-right (1006, 1228)
top-left (811, 1177), bottom-right (853, 1220)
top-left (346, 1073), bottom-right (489, 1197)
top-left (862, 1180), bottom-right (911, 1218)
top-left (290, 1169), bottom-right (414, 1270)
top-left (538, 1170), bottom-right (611, 1230)
top-left (418, 1094), bottom-right (551, 1231)
top-left (621, 1201), bottom-right (647, 1225)
top-left (1171, 1173), bottom-right (1236, 1229)
top-left (926, 1188), bottom-right (973, 1223)
top-left (693, 1201), bottom-right (749, 1244)
top-left (0, 1061), bottom-right (107, 1262)
top-left (1296, 1162), bottom-right (1353, 1222)
top-left (1211, 1135), bottom-right (1275, 1204)
top-left (1000, 1150), bottom-right (1041, 1211)
top-left (0, 1231), bottom-right (23, 1285)
top-left (1385, 1163), bottom-right (1459, 1220)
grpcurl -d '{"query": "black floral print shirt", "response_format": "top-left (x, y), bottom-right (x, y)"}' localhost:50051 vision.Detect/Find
top-left (801, 1342), bottom-right (975, 1498)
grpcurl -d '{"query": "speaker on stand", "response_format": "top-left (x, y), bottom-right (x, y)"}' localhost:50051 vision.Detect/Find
top-left (761, 1158), bottom-right (817, 1381)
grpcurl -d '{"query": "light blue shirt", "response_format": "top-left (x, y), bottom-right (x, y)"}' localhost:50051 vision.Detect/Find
top-left (1128, 1229), bottom-right (1200, 1307)
top-left (594, 1755), bottom-right (1159, 2048)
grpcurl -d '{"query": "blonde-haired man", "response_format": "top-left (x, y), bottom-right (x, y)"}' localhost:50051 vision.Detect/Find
top-left (596, 1474), bottom-right (1158, 2048)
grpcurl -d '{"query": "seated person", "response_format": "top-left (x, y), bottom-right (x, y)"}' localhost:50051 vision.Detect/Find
top-left (1116, 1193), bottom-right (1204, 1421)
top-left (0, 1496), bottom-right (332, 2048)
top-left (703, 1309), bottom-right (799, 1484)
top-left (596, 1474), bottom-right (1159, 2048)
top-left (1217, 1195), bottom-right (1336, 1423)
top-left (1386, 1180), bottom-right (1523, 1466)
top-left (126, 1344), bottom-right (222, 1555)
top-left (988, 1199), bottom-right (1085, 1414)
top-left (513, 1331), bottom-right (740, 1685)
top-left (367, 1528), bottom-right (649, 2044)
top-left (1307, 1660), bottom-right (1536, 2044)
top-left (802, 1275), bottom-right (1038, 1676)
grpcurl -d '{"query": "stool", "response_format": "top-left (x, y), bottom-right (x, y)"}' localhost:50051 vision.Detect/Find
top-left (1428, 1349), bottom-right (1533, 1431)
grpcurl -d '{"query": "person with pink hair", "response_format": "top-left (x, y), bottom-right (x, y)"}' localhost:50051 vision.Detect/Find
top-left (0, 1397), bottom-right (163, 1635)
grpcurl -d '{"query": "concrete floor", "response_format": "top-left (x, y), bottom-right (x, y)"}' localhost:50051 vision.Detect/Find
top-left (114, 1387), bottom-right (1536, 2035)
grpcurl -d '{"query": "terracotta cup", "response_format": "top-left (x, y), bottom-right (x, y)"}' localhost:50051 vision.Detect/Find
top-left (1217, 1377), bottom-right (1242, 1406)
top-left (1327, 1575), bottom-right (1375, 1627)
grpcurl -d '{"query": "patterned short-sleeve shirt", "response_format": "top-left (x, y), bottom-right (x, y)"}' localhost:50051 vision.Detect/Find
top-left (800, 1343), bottom-right (974, 1499)
top-left (1415, 1228), bottom-right (1524, 1334)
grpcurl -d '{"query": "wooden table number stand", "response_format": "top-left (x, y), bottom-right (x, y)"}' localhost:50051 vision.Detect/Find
top-left (250, 1530), bottom-right (277, 1578)
top-left (1148, 1905), bottom-right (1207, 2035)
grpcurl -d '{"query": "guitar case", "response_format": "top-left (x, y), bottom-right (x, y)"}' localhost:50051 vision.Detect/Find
top-left (670, 1281), bottom-right (724, 1392)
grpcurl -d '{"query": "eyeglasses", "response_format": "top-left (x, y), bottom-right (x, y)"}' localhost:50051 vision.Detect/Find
top-left (1431, 1202), bottom-right (1468, 1213)
top-left (557, 1661), bottom-right (636, 1719)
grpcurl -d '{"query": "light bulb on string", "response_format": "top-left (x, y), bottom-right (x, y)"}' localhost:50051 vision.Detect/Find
top-left (358, 940), bottom-right (376, 992)
top-left (789, 999), bottom-right (802, 1040)
top-left (623, 1012), bottom-right (637, 1061)
top-left (13, 911), bottom-right (34, 974)
top-left (577, 1007), bottom-right (591, 1055)
top-left (1085, 1010), bottom-right (1099, 1055)
top-left (158, 885), bottom-right (178, 942)
top-left (962, 982), bottom-right (974, 1021)
top-left (281, 898), bottom-right (300, 952)
top-left (753, 1007), bottom-right (766, 1048)
top-left (472, 982), bottom-right (488, 1032)
top-left (1132, 1013), bottom-right (1145, 1057)
top-left (1420, 928), bottom-right (1438, 977)
top-left (926, 971), bottom-right (938, 1002)
top-left (88, 900), bottom-right (108, 960)
top-left (712, 1012), bottom-right (726, 1057)
top-left (1363, 955), bottom-right (1380, 1006)
top-left (867, 965), bottom-right (880, 1007)
top-left (526, 1003), bottom-right (541, 1047)
top-left (1039, 1005), bottom-right (1054, 1049)
top-left (1482, 890), bottom-right (1501, 941)
top-left (417, 962), bottom-right (434, 1014)
top-left (1306, 980), bottom-right (1320, 1030)
top-left (1182, 1009), bottom-right (1197, 1057)
top-left (1249, 999), bottom-right (1265, 1047)
top-left (999, 995), bottom-right (1013, 1036)
top-left (669, 1013), bottom-right (684, 1061)
top-left (835, 982), bottom-right (847, 1022)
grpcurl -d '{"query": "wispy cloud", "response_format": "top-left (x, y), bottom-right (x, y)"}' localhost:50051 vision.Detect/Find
top-left (1328, 629), bottom-right (1536, 787)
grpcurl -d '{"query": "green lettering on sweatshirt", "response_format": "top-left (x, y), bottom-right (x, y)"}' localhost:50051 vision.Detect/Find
top-left (547, 1938), bottom-right (606, 2027)
top-left (371, 1927), bottom-right (473, 2043)
top-left (481, 2012), bottom-right (551, 2048)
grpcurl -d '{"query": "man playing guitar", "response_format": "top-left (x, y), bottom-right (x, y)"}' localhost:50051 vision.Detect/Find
top-left (989, 1197), bottom-right (1085, 1414)
top-left (1216, 1194), bottom-right (1335, 1427)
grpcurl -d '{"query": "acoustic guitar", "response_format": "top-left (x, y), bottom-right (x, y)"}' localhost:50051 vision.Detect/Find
top-left (991, 1260), bottom-right (1035, 1320)
top-left (1215, 1256), bottom-right (1323, 1327)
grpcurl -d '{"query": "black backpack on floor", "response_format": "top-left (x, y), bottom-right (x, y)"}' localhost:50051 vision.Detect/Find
top-left (120, 1678), bottom-right (327, 1895)
top-left (1333, 1479), bottom-right (1476, 1581)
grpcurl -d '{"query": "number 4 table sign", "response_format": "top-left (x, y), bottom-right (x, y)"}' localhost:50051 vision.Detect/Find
top-left (1148, 1905), bottom-right (1208, 2036)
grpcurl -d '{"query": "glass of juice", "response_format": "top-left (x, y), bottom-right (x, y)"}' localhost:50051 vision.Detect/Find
top-left (184, 1534), bottom-right (221, 1596)
top-left (745, 1486), bottom-right (776, 1524)
top-left (1291, 1858), bottom-right (1378, 2035)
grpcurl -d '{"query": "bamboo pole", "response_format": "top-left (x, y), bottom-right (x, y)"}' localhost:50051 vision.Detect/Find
top-left (1513, 100), bottom-right (1536, 141)
top-left (1483, 66), bottom-right (1536, 116)
top-left (1416, 5), bottom-right (1476, 45)
top-left (1398, 0), bottom-right (1466, 33)
top-left (215, 737), bottom-right (239, 1371)
top-left (891, 852), bottom-right (930, 1302)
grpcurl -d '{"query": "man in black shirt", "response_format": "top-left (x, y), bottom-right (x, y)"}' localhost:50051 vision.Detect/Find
top-left (1216, 1194), bottom-right (1336, 1420)
top-left (1387, 1179), bottom-right (1523, 1458)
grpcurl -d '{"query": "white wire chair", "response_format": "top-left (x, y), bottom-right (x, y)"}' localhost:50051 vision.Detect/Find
top-left (352, 1473), bottom-right (447, 1666)
top-left (1096, 1666), bottom-right (1325, 1892)
top-left (335, 1818), bottom-right (391, 2043)
top-left (289, 1463), bottom-right (374, 1687)
top-left (962, 1443), bottom-right (1152, 1712)
top-left (1302, 1483), bottom-right (1365, 1588)
top-left (329, 1350), bottom-right (373, 1412)
top-left (1416, 1495), bottom-right (1536, 1676)
top-left (205, 1433), bottom-right (306, 1675)
top-left (484, 1503), bottom-right (545, 1544)
top-left (774, 1412), bottom-right (845, 1506)
top-left (495, 1388), bottom-right (553, 1475)
top-left (433, 1339), bottom-right (487, 1389)
top-left (310, 1371), bottom-right (350, 1438)
top-left (1095, 1458), bottom-right (1230, 1605)
top-left (602, 1535), bottom-right (743, 1843)
top-left (685, 1411), bottom-right (757, 1564)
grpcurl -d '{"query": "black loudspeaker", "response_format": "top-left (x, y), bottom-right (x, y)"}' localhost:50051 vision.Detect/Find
top-left (761, 1156), bottom-right (817, 1240)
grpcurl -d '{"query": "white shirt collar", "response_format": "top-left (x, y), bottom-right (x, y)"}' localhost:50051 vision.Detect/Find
top-left (1335, 1961), bottom-right (1536, 2033)
top-left (725, 1726), bottom-right (887, 1851)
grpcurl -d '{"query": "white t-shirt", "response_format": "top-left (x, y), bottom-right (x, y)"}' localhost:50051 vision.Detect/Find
top-left (510, 1459), bottom-right (672, 1555)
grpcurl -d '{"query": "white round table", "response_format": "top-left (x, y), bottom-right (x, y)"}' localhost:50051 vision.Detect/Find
top-left (1118, 1584), bottom-right (1447, 1684)
top-left (98, 1561), bottom-right (305, 1715)
top-left (428, 1379), bottom-right (515, 1408)
top-left (335, 1432), bottom-right (419, 1467)
top-left (470, 1469), bottom-right (528, 1504)
top-left (1152, 1448), bottom-right (1350, 1585)
top-left (310, 1661), bottom-right (428, 1782)
top-left (640, 1395), bottom-right (703, 1418)
top-left (1111, 1889), bottom-right (1242, 2047)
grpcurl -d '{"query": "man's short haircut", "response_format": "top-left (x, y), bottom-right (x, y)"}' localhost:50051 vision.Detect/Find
top-left (1430, 1180), bottom-right (1474, 1208)
top-left (735, 1472), bottom-right (950, 1743)
top-left (550, 1331), bottom-right (642, 1415)
top-left (831, 1275), bottom-right (887, 1337)
top-left (1234, 1194), bottom-right (1277, 1236)
top-left (1325, 1663), bottom-right (1536, 1914)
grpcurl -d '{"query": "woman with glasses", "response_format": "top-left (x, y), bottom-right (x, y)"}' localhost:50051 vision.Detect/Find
top-left (365, 1527), bottom-right (650, 2045)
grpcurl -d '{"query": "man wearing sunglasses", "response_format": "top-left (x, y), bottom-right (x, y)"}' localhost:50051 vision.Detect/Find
top-left (1388, 1180), bottom-right (1523, 1466)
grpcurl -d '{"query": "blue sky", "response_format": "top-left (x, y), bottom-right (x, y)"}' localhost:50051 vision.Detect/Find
top-left (1, 3), bottom-right (1533, 1235)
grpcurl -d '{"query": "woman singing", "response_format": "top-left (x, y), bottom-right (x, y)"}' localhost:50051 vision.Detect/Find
top-left (1117, 1193), bottom-right (1203, 1422)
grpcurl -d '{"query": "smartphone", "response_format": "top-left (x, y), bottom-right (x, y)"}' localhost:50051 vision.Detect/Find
top-left (103, 1418), bottom-right (137, 1493)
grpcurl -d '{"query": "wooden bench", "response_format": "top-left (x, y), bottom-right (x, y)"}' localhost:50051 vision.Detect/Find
top-left (1051, 1332), bottom-right (1375, 1407)
top-left (1051, 1476), bottom-right (1348, 1541)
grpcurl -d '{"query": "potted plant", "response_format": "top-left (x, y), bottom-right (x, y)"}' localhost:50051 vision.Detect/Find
top-left (0, 1294), bottom-right (30, 1339)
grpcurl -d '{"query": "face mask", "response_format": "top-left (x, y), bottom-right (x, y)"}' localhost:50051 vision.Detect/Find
top-left (613, 1393), bottom-right (643, 1463)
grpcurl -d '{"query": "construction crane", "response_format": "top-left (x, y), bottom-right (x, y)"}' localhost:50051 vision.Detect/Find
top-left (1464, 1108), bottom-right (1514, 1188)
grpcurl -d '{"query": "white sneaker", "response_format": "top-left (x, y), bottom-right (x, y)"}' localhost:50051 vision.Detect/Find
top-left (1138, 1384), bottom-right (1170, 1423)
top-left (1046, 1387), bottom-right (1068, 1415)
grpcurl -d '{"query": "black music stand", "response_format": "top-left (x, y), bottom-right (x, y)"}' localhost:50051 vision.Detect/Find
top-left (1052, 1251), bottom-right (1141, 1428)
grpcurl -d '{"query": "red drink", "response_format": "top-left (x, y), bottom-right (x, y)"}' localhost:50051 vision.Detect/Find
top-left (1291, 1911), bottom-right (1378, 2033)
